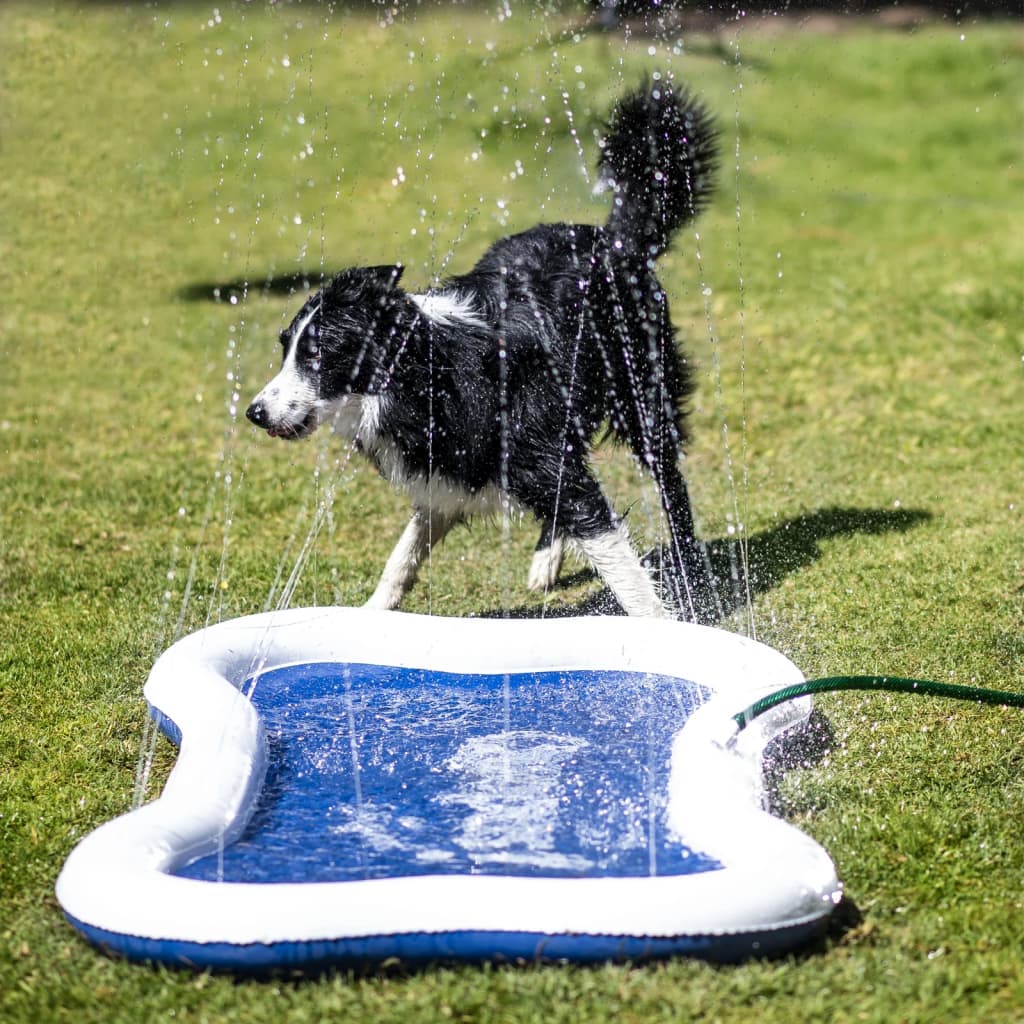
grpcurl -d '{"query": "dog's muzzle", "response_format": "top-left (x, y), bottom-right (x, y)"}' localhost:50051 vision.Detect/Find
top-left (245, 400), bottom-right (316, 440)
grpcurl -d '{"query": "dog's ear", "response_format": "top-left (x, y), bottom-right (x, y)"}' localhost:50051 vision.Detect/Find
top-left (364, 264), bottom-right (404, 288)
top-left (326, 264), bottom-right (404, 300)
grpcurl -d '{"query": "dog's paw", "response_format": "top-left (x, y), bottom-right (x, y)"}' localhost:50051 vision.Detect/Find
top-left (363, 587), bottom-right (402, 611)
top-left (527, 539), bottom-right (565, 591)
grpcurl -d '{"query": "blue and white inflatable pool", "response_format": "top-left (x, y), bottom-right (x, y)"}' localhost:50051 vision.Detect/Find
top-left (56, 609), bottom-right (840, 970)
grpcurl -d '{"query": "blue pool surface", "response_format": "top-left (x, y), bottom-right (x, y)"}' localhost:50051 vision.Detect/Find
top-left (173, 662), bottom-right (720, 884)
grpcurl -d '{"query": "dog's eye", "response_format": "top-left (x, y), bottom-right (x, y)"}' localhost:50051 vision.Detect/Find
top-left (303, 325), bottom-right (321, 357)
top-left (278, 328), bottom-right (291, 347)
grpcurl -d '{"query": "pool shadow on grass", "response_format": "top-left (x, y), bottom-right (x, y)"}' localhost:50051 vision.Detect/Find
top-left (482, 505), bottom-right (932, 623)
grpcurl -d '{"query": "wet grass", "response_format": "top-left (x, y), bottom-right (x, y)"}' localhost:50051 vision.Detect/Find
top-left (2, 2), bottom-right (1024, 1021)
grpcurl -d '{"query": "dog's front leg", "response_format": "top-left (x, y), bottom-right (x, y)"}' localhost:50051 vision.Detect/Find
top-left (364, 506), bottom-right (459, 610)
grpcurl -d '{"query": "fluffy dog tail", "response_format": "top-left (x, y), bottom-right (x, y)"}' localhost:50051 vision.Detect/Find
top-left (597, 78), bottom-right (719, 258)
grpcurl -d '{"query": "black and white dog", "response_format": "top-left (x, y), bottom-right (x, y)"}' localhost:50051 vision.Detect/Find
top-left (246, 79), bottom-right (718, 617)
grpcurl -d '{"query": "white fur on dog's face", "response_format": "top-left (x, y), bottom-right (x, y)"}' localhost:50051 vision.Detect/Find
top-left (248, 306), bottom-right (323, 439)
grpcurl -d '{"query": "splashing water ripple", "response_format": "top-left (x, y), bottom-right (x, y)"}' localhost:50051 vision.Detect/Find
top-left (175, 662), bottom-right (719, 884)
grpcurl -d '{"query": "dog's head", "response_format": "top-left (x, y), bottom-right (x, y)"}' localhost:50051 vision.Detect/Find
top-left (245, 265), bottom-right (404, 440)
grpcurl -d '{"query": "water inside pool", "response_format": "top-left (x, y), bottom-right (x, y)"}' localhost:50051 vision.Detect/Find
top-left (174, 662), bottom-right (720, 883)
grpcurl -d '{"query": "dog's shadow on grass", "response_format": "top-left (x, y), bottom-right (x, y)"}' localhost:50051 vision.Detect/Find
top-left (481, 505), bottom-right (932, 622)
top-left (177, 272), bottom-right (329, 305)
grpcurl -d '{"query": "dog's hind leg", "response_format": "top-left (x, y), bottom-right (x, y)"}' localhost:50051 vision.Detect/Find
top-left (611, 372), bottom-right (706, 616)
top-left (577, 523), bottom-right (668, 618)
top-left (527, 520), bottom-right (566, 591)
top-left (365, 506), bottom-right (460, 610)
top-left (652, 456), bottom-right (699, 562)
top-left (511, 456), bottom-right (667, 617)
top-left (647, 455), bottom-right (718, 620)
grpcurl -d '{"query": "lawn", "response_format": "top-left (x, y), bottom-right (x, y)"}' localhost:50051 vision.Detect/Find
top-left (1, 2), bottom-right (1023, 1021)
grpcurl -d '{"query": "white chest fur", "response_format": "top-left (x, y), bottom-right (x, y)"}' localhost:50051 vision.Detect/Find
top-left (328, 394), bottom-right (505, 519)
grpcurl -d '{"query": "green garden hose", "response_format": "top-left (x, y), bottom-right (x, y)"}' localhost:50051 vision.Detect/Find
top-left (733, 675), bottom-right (1024, 732)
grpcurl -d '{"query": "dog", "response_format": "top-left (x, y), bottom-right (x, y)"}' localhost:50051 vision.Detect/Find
top-left (246, 78), bottom-right (718, 617)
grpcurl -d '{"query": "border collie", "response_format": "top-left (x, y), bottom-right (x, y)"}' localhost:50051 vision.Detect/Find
top-left (246, 78), bottom-right (718, 617)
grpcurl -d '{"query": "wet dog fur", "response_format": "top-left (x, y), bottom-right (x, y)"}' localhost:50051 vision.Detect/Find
top-left (246, 78), bottom-right (718, 617)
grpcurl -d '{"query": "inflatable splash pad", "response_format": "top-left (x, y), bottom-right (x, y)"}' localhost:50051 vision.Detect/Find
top-left (56, 609), bottom-right (841, 971)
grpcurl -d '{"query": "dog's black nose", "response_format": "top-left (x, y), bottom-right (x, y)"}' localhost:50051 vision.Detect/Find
top-left (246, 401), bottom-right (268, 427)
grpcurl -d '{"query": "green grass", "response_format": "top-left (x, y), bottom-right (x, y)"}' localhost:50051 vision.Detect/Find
top-left (2, 2), bottom-right (1023, 1020)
